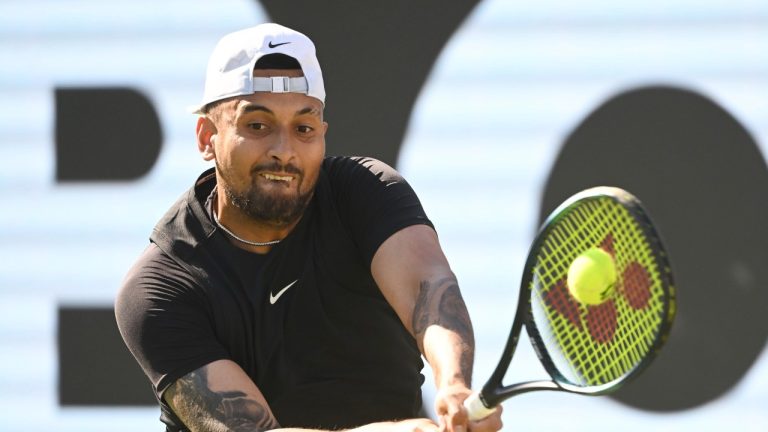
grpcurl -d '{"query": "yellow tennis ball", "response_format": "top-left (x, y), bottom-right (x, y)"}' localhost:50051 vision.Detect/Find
top-left (567, 248), bottom-right (617, 305)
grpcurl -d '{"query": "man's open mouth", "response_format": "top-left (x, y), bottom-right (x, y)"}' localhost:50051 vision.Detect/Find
top-left (261, 173), bottom-right (294, 182)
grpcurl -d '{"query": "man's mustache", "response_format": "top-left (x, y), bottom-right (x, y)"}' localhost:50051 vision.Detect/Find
top-left (252, 162), bottom-right (302, 176)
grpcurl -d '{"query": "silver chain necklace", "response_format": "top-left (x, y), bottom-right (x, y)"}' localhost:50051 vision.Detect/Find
top-left (212, 210), bottom-right (282, 247)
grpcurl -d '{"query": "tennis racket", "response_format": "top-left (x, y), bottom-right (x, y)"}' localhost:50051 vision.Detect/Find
top-left (464, 186), bottom-right (676, 420)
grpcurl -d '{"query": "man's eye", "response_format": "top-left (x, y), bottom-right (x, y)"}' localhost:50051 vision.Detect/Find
top-left (249, 123), bottom-right (267, 130)
top-left (297, 125), bottom-right (313, 134)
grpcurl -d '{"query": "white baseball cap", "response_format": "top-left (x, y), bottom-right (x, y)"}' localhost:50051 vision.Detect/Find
top-left (191, 23), bottom-right (325, 114)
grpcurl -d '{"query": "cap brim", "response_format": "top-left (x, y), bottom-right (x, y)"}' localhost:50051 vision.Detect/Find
top-left (187, 104), bottom-right (206, 115)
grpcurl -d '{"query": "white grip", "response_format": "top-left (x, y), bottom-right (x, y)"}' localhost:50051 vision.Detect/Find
top-left (463, 392), bottom-right (497, 421)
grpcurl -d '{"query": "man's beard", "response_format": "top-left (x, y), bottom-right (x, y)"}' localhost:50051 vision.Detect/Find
top-left (217, 161), bottom-right (316, 227)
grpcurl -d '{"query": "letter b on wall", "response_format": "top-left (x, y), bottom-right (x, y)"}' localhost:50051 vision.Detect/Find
top-left (55, 87), bottom-right (161, 182)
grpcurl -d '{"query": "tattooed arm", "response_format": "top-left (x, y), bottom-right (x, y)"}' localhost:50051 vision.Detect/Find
top-left (164, 359), bottom-right (280, 432)
top-left (165, 359), bottom-right (439, 432)
top-left (372, 225), bottom-right (503, 432)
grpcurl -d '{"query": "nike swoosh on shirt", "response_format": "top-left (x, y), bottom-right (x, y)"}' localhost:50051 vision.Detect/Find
top-left (269, 279), bottom-right (298, 305)
top-left (268, 41), bottom-right (291, 48)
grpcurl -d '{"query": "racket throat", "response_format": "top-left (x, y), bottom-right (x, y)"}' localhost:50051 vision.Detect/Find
top-left (484, 380), bottom-right (561, 406)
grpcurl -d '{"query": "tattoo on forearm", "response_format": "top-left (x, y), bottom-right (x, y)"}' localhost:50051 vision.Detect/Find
top-left (412, 276), bottom-right (475, 381)
top-left (165, 366), bottom-right (279, 432)
top-left (412, 282), bottom-right (433, 337)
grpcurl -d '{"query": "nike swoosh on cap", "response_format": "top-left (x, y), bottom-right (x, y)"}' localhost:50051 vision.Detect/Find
top-left (268, 41), bottom-right (291, 48)
top-left (269, 279), bottom-right (299, 305)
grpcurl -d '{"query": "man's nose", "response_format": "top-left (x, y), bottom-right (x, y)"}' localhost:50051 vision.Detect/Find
top-left (267, 128), bottom-right (297, 163)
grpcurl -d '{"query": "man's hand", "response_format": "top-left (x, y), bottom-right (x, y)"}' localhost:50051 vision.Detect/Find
top-left (434, 384), bottom-right (503, 432)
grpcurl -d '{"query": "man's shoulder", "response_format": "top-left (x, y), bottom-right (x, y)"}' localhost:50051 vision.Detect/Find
top-left (134, 242), bottom-right (179, 266)
top-left (322, 155), bottom-right (394, 169)
top-left (123, 243), bottom-right (192, 289)
top-left (151, 168), bottom-right (217, 261)
top-left (321, 156), bottom-right (405, 185)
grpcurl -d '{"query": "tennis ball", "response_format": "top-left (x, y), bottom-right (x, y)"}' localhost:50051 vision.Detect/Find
top-left (567, 248), bottom-right (617, 305)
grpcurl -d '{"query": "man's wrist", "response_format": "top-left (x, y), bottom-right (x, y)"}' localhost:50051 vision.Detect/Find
top-left (435, 369), bottom-right (472, 389)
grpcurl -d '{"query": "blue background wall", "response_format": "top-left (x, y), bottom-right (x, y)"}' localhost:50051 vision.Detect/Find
top-left (1, 0), bottom-right (766, 430)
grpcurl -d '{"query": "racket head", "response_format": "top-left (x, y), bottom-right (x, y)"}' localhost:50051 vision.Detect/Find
top-left (523, 186), bottom-right (675, 394)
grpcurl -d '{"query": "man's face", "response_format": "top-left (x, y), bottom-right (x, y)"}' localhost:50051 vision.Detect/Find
top-left (204, 69), bottom-right (327, 227)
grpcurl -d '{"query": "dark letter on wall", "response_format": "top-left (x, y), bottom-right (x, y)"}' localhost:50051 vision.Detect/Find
top-left (58, 306), bottom-right (156, 405)
top-left (540, 86), bottom-right (768, 411)
top-left (259, 0), bottom-right (480, 166)
top-left (55, 87), bottom-right (161, 182)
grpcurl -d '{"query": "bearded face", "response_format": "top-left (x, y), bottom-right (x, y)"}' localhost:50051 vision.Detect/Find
top-left (216, 159), bottom-right (317, 227)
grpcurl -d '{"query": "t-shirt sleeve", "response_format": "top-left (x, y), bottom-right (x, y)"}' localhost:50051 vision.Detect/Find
top-left (324, 156), bottom-right (435, 265)
top-left (115, 243), bottom-right (229, 400)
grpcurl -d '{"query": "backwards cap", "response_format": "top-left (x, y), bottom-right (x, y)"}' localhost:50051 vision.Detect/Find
top-left (191, 23), bottom-right (325, 114)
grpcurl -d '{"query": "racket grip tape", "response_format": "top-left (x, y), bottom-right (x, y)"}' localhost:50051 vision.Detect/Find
top-left (463, 392), bottom-right (497, 421)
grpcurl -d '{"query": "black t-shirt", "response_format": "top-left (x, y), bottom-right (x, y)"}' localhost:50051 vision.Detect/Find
top-left (116, 156), bottom-right (434, 431)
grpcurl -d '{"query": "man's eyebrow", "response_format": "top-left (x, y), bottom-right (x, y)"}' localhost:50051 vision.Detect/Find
top-left (296, 107), bottom-right (321, 116)
top-left (239, 104), bottom-right (319, 117)
top-left (240, 104), bottom-right (274, 115)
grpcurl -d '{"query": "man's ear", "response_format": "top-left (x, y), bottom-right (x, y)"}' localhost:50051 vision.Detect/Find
top-left (196, 116), bottom-right (217, 161)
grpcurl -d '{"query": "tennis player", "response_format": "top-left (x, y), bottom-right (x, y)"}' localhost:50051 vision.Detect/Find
top-left (115, 23), bottom-right (502, 432)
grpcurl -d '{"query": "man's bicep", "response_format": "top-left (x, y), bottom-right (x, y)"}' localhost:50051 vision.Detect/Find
top-left (115, 245), bottom-right (230, 399)
top-left (164, 359), bottom-right (280, 432)
top-left (370, 225), bottom-right (456, 335)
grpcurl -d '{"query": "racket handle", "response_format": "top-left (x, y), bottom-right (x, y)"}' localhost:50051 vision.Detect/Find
top-left (464, 392), bottom-right (497, 421)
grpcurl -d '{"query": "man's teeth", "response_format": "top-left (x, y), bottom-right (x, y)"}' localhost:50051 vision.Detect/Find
top-left (262, 173), bottom-right (292, 181)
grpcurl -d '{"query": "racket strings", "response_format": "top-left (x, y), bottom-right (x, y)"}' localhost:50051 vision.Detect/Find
top-left (530, 197), bottom-right (668, 387)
